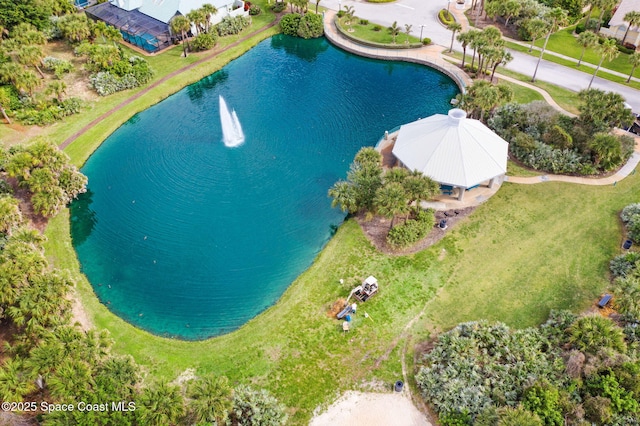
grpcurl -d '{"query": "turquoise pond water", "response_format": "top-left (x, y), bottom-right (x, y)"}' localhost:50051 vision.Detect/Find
top-left (70, 35), bottom-right (459, 340)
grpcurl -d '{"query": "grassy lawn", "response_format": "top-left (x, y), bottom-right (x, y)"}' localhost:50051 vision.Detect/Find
top-left (507, 160), bottom-right (543, 177)
top-left (494, 67), bottom-right (581, 115)
top-left (533, 27), bottom-right (640, 81)
top-left (426, 178), bottom-right (640, 328)
top-left (500, 80), bottom-right (545, 104)
top-left (505, 40), bottom-right (640, 91)
top-left (336, 17), bottom-right (420, 45)
top-left (44, 170), bottom-right (640, 424)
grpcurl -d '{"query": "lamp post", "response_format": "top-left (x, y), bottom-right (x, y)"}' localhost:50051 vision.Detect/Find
top-left (338, 0), bottom-right (341, 11)
top-left (419, 24), bottom-right (426, 41)
top-left (447, 0), bottom-right (451, 13)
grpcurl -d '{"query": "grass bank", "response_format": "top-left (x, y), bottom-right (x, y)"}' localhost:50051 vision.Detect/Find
top-left (44, 171), bottom-right (640, 423)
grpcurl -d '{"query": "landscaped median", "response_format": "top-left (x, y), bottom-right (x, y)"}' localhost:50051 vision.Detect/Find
top-left (334, 16), bottom-right (424, 49)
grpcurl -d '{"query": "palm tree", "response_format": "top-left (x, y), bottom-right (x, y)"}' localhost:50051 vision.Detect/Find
top-left (170, 15), bottom-right (192, 57)
top-left (622, 11), bottom-right (640, 45)
top-left (375, 182), bottom-right (409, 229)
top-left (139, 381), bottom-right (186, 425)
top-left (0, 196), bottom-right (23, 236)
top-left (343, 6), bottom-right (355, 30)
top-left (328, 181), bottom-right (357, 213)
top-left (502, 0), bottom-right (521, 27)
top-left (525, 18), bottom-right (549, 52)
top-left (384, 167), bottom-right (409, 185)
top-left (315, 0), bottom-right (321, 14)
top-left (589, 133), bottom-right (622, 170)
top-left (187, 375), bottom-right (233, 425)
top-left (489, 49), bottom-right (512, 83)
top-left (484, 0), bottom-right (500, 23)
top-left (595, 0), bottom-right (617, 31)
top-left (628, 52), bottom-right (640, 83)
top-left (388, 21), bottom-right (400, 44)
top-left (17, 45), bottom-right (45, 79)
top-left (13, 70), bottom-right (40, 97)
top-left (46, 81), bottom-right (67, 102)
top-left (588, 38), bottom-right (619, 89)
top-left (0, 357), bottom-right (36, 402)
top-left (402, 171), bottom-right (439, 214)
top-left (457, 30), bottom-right (474, 68)
top-left (532, 7), bottom-right (567, 82)
top-left (187, 9), bottom-right (206, 36)
top-left (404, 24), bottom-right (413, 44)
top-left (576, 31), bottom-right (599, 66)
top-left (200, 4), bottom-right (218, 33)
top-left (447, 22), bottom-right (462, 53)
top-left (568, 315), bottom-right (626, 353)
top-left (0, 89), bottom-right (12, 124)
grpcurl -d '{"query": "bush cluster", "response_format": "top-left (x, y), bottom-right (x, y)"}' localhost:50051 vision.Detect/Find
top-left (192, 32), bottom-right (218, 51)
top-left (13, 97), bottom-right (82, 125)
top-left (280, 13), bottom-right (324, 39)
top-left (489, 94), bottom-right (635, 175)
top-left (387, 209), bottom-right (435, 248)
top-left (620, 203), bottom-right (640, 243)
top-left (416, 311), bottom-right (640, 425)
top-left (271, 1), bottom-right (287, 12)
top-left (249, 4), bottom-right (262, 15)
top-left (216, 16), bottom-right (251, 36)
top-left (42, 56), bottom-right (74, 79)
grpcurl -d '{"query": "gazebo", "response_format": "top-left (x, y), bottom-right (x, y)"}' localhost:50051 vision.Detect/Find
top-left (391, 109), bottom-right (508, 201)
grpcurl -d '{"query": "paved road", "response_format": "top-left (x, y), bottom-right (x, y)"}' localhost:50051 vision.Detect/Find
top-left (320, 0), bottom-right (640, 112)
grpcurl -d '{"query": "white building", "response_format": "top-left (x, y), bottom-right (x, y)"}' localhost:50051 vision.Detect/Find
top-left (600, 0), bottom-right (640, 48)
top-left (392, 109), bottom-right (509, 201)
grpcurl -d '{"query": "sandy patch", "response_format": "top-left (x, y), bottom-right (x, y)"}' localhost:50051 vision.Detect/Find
top-left (69, 290), bottom-right (92, 331)
top-left (309, 391), bottom-right (432, 426)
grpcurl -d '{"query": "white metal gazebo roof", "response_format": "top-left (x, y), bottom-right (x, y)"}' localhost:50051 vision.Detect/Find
top-left (391, 109), bottom-right (508, 189)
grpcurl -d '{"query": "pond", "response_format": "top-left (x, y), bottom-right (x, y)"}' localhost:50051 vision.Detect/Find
top-left (70, 35), bottom-right (459, 340)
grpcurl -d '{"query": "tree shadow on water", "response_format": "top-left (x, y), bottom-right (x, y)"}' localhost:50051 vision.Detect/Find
top-left (270, 34), bottom-right (328, 63)
top-left (70, 188), bottom-right (97, 247)
top-left (186, 70), bottom-right (229, 103)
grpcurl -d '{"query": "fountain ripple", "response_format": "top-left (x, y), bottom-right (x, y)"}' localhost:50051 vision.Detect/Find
top-left (71, 35), bottom-right (459, 339)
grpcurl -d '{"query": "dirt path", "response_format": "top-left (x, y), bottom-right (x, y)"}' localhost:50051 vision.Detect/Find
top-left (59, 19), bottom-right (280, 150)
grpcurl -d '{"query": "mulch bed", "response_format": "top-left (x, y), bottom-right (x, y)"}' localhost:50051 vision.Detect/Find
top-left (356, 206), bottom-right (476, 256)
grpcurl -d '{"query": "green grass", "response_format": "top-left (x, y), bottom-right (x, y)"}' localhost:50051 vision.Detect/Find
top-left (533, 27), bottom-right (640, 80)
top-left (336, 17), bottom-right (421, 45)
top-left (507, 160), bottom-right (543, 177)
top-left (493, 67), bottom-right (581, 116)
top-left (44, 170), bottom-right (640, 424)
top-left (505, 40), bottom-right (640, 91)
top-left (500, 80), bottom-right (545, 104)
top-left (427, 177), bottom-right (640, 329)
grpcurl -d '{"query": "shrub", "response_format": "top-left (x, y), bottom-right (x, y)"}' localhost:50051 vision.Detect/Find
top-left (372, 24), bottom-right (382, 31)
top-left (192, 33), bottom-right (217, 51)
top-left (89, 72), bottom-right (140, 96)
top-left (522, 382), bottom-right (564, 426)
top-left (216, 16), bottom-right (251, 36)
top-left (422, 37), bottom-right (431, 45)
top-left (386, 209), bottom-right (434, 249)
top-left (621, 204), bottom-right (640, 223)
top-left (359, 19), bottom-right (369, 25)
top-left (249, 4), bottom-right (261, 15)
top-left (610, 252), bottom-right (640, 278)
top-left (227, 385), bottom-right (288, 425)
top-left (42, 56), bottom-right (73, 79)
top-left (584, 396), bottom-right (613, 424)
top-left (438, 9), bottom-right (454, 26)
top-left (271, 1), bottom-right (286, 12)
top-left (568, 315), bottom-right (626, 354)
top-left (297, 13), bottom-right (323, 39)
top-left (628, 215), bottom-right (640, 243)
top-left (279, 13), bottom-right (302, 37)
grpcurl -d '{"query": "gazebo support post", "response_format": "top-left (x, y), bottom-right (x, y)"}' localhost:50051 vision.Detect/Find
top-left (457, 187), bottom-right (465, 201)
top-left (488, 177), bottom-right (496, 188)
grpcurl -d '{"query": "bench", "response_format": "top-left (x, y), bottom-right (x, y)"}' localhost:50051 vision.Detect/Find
top-left (597, 294), bottom-right (612, 309)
